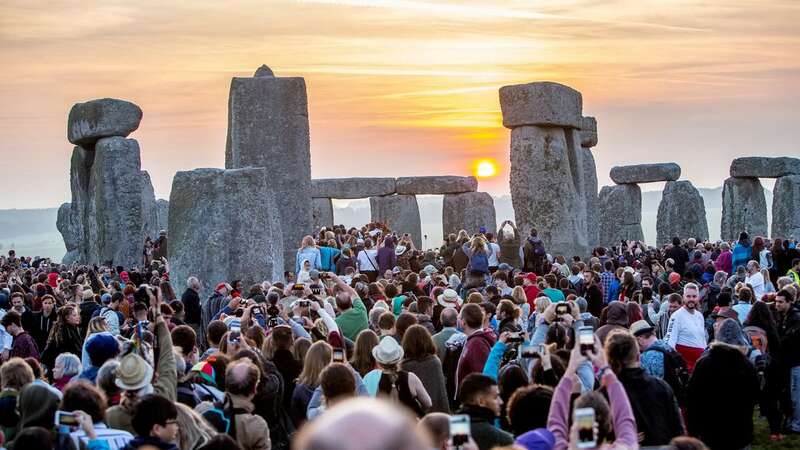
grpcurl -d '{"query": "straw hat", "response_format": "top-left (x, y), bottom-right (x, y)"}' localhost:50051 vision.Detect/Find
top-left (437, 289), bottom-right (463, 308)
top-left (115, 353), bottom-right (154, 391)
top-left (372, 336), bottom-right (404, 365)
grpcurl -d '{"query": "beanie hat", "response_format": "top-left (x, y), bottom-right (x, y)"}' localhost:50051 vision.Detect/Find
top-left (101, 293), bottom-right (112, 304)
top-left (668, 272), bottom-right (681, 285)
top-left (85, 333), bottom-right (120, 367)
top-left (516, 428), bottom-right (555, 450)
top-left (47, 273), bottom-right (59, 288)
top-left (190, 361), bottom-right (217, 386)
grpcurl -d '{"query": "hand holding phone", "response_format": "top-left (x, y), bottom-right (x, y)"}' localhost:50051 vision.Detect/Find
top-left (574, 407), bottom-right (597, 448)
top-left (449, 414), bottom-right (471, 447)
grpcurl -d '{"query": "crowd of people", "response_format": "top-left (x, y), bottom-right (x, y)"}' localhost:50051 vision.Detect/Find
top-left (0, 222), bottom-right (799, 450)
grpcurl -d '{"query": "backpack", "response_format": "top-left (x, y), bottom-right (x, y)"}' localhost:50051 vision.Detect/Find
top-left (201, 396), bottom-right (248, 438)
top-left (442, 339), bottom-right (465, 411)
top-left (647, 346), bottom-right (690, 405)
top-left (469, 250), bottom-right (489, 274)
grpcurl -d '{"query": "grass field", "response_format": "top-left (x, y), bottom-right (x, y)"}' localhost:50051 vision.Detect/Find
top-left (753, 413), bottom-right (800, 449)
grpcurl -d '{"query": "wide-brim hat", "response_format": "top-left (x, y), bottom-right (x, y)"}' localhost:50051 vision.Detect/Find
top-left (394, 245), bottom-right (407, 256)
top-left (422, 265), bottom-right (438, 276)
top-left (372, 336), bottom-right (404, 365)
top-left (115, 353), bottom-right (154, 391)
top-left (630, 319), bottom-right (654, 337)
top-left (437, 288), bottom-right (463, 308)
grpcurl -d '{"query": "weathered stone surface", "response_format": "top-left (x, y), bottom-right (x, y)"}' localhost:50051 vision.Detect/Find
top-left (581, 148), bottom-right (599, 248)
top-left (499, 82), bottom-right (582, 129)
top-left (141, 171), bottom-right (160, 239)
top-left (156, 199), bottom-right (169, 234)
top-left (395, 176), bottom-right (477, 195)
top-left (720, 177), bottom-right (768, 241)
top-left (509, 125), bottom-right (588, 257)
top-left (168, 168), bottom-right (284, 298)
top-left (580, 116), bottom-right (597, 148)
top-left (442, 192), bottom-right (497, 237)
top-left (370, 195), bottom-right (422, 249)
top-left (772, 175), bottom-right (800, 239)
top-left (656, 181), bottom-right (709, 245)
top-left (610, 163), bottom-right (681, 184)
top-left (312, 198), bottom-right (334, 230)
top-left (67, 98), bottom-right (142, 146)
top-left (225, 70), bottom-right (312, 267)
top-left (56, 202), bottom-right (81, 265)
top-left (598, 185), bottom-right (644, 247)
top-left (254, 64), bottom-right (274, 77)
top-left (312, 178), bottom-right (396, 199)
top-left (730, 157), bottom-right (800, 178)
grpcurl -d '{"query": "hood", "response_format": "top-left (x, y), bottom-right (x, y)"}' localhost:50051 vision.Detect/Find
top-left (527, 236), bottom-right (542, 245)
top-left (467, 329), bottom-right (497, 347)
top-left (604, 301), bottom-right (628, 327)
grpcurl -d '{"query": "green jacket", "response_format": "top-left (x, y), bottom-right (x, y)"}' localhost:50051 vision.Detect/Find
top-left (335, 297), bottom-right (369, 342)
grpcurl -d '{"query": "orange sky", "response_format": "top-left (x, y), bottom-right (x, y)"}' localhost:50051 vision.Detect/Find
top-left (1, 0), bottom-right (799, 208)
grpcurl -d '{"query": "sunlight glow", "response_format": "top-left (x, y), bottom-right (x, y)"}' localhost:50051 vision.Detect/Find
top-left (474, 159), bottom-right (498, 178)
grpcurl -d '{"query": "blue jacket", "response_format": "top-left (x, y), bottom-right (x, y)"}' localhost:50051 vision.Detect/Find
top-left (732, 242), bottom-right (751, 272)
top-left (296, 247), bottom-right (322, 274)
top-left (319, 247), bottom-right (341, 272)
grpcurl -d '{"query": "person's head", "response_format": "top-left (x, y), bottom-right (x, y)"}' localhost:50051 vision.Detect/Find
top-left (459, 303), bottom-right (483, 333)
top-left (171, 325), bottom-right (198, 363)
top-left (206, 320), bottom-right (228, 348)
top-left (394, 312), bottom-right (418, 341)
top-left (11, 426), bottom-right (53, 450)
top-left (668, 436), bottom-right (710, 450)
top-left (320, 363), bottom-right (356, 406)
top-left (682, 283), bottom-right (700, 311)
top-left (53, 353), bottom-right (81, 381)
top-left (746, 260), bottom-right (760, 275)
top-left (0, 357), bottom-right (34, 390)
top-left (439, 307), bottom-right (458, 328)
top-left (59, 304), bottom-right (80, 326)
top-left (457, 373), bottom-right (502, 416)
top-left (299, 341), bottom-right (333, 387)
top-left (496, 299), bottom-right (520, 322)
top-left (401, 325), bottom-right (436, 361)
top-left (506, 385), bottom-right (554, 436)
top-left (225, 359), bottom-right (260, 398)
top-left (1, 310), bottom-right (23, 335)
top-left (60, 380), bottom-right (108, 424)
top-left (574, 391), bottom-right (612, 445)
top-left (10, 292), bottom-right (25, 311)
top-left (41, 294), bottom-right (56, 315)
top-left (335, 292), bottom-right (353, 312)
top-left (418, 412), bottom-right (450, 450)
top-left (96, 359), bottom-right (121, 400)
top-left (131, 394), bottom-right (179, 442)
top-left (604, 330), bottom-right (640, 374)
top-left (775, 289), bottom-right (794, 314)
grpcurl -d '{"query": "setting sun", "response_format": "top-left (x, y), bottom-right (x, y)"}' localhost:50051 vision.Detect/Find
top-left (474, 159), bottom-right (498, 178)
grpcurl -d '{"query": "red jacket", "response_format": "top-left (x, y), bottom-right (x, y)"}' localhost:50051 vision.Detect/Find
top-left (456, 329), bottom-right (496, 390)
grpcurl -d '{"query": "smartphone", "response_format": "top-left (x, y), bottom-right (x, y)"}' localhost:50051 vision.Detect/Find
top-left (574, 407), bottom-right (596, 448)
top-left (228, 326), bottom-right (241, 344)
top-left (520, 344), bottom-right (537, 358)
top-left (55, 410), bottom-right (79, 427)
top-left (332, 348), bottom-right (345, 363)
top-left (297, 299), bottom-right (311, 308)
top-left (578, 326), bottom-right (594, 356)
top-left (556, 303), bottom-right (569, 315)
top-left (292, 283), bottom-right (305, 291)
top-left (449, 414), bottom-right (471, 447)
top-left (506, 332), bottom-right (524, 344)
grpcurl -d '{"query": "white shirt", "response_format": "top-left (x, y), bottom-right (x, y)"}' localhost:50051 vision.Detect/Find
top-left (357, 249), bottom-right (379, 272)
top-left (745, 271), bottom-right (765, 299)
top-left (487, 242), bottom-right (501, 267)
top-left (665, 307), bottom-right (707, 350)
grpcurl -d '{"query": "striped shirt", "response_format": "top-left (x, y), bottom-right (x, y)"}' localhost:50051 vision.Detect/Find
top-left (70, 423), bottom-right (133, 450)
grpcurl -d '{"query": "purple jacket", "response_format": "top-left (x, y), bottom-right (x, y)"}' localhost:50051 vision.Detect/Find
top-left (377, 239), bottom-right (397, 274)
top-left (11, 331), bottom-right (40, 360)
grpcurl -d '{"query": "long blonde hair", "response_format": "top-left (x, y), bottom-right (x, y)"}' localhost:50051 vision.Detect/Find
top-left (535, 296), bottom-right (551, 314)
top-left (300, 235), bottom-right (315, 250)
top-left (297, 341), bottom-right (333, 387)
top-left (86, 316), bottom-right (109, 338)
top-left (511, 286), bottom-right (527, 306)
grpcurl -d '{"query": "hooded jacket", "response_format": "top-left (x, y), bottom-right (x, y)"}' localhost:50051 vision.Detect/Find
top-left (457, 404), bottom-right (514, 450)
top-left (616, 367), bottom-right (683, 446)
top-left (455, 329), bottom-right (496, 391)
top-left (596, 302), bottom-right (629, 344)
top-left (376, 238), bottom-right (397, 274)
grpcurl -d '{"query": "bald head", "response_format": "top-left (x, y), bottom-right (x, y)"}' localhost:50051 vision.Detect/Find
top-left (440, 307), bottom-right (458, 328)
top-left (225, 359), bottom-right (260, 397)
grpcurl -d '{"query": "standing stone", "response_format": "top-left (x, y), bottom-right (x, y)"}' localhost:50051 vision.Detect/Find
top-left (312, 198), bottom-right (334, 231)
top-left (57, 202), bottom-right (81, 265)
top-left (370, 195), bottom-right (422, 248)
top-left (720, 177), bottom-right (768, 241)
top-left (168, 168), bottom-right (284, 298)
top-left (656, 181), bottom-right (709, 245)
top-left (225, 66), bottom-right (311, 268)
top-left (598, 185), bottom-right (644, 247)
top-left (730, 157), bottom-right (800, 178)
top-left (501, 81), bottom-right (588, 258)
top-left (580, 116), bottom-right (598, 248)
top-left (395, 176), bottom-right (477, 195)
top-left (141, 171), bottom-right (160, 239)
top-left (772, 175), bottom-right (800, 239)
top-left (156, 199), bottom-right (169, 234)
top-left (442, 192), bottom-right (497, 237)
top-left (67, 98), bottom-right (143, 146)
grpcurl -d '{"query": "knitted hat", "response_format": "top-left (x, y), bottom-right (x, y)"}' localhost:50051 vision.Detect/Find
top-left (668, 272), bottom-right (681, 284)
top-left (86, 333), bottom-right (120, 367)
top-left (47, 272), bottom-right (59, 288)
top-left (372, 336), bottom-right (404, 365)
top-left (190, 361), bottom-right (217, 386)
top-left (115, 353), bottom-right (154, 391)
top-left (515, 428), bottom-right (555, 450)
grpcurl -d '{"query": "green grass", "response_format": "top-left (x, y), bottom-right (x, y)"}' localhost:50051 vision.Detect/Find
top-left (752, 412), bottom-right (800, 450)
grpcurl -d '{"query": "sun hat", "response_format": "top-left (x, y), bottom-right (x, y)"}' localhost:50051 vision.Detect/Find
top-left (372, 336), bottom-right (404, 365)
top-left (630, 319), bottom-right (655, 337)
top-left (394, 245), bottom-right (407, 256)
top-left (437, 289), bottom-right (463, 308)
top-left (115, 353), bottom-right (154, 391)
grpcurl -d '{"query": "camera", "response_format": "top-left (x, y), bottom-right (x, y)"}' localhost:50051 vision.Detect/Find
top-left (506, 332), bottom-right (524, 344)
top-left (555, 303), bottom-right (569, 315)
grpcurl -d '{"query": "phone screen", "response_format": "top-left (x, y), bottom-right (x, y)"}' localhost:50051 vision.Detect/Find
top-left (229, 327), bottom-right (241, 343)
top-left (332, 348), bottom-right (345, 363)
top-left (55, 410), bottom-right (79, 427)
top-left (449, 414), bottom-right (470, 446)
top-left (575, 407), bottom-right (596, 448)
top-left (556, 304), bottom-right (569, 315)
top-left (579, 327), bottom-right (594, 346)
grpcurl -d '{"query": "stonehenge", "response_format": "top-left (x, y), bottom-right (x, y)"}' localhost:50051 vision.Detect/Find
top-left (500, 81), bottom-right (589, 258)
top-left (656, 181), bottom-right (709, 245)
top-left (722, 157), bottom-right (800, 240)
top-left (57, 99), bottom-right (161, 267)
top-left (442, 192), bottom-right (497, 238)
top-left (312, 197), bottom-right (334, 231)
top-left (225, 65), bottom-right (312, 269)
top-left (369, 195), bottom-right (423, 248)
top-left (598, 185), bottom-right (644, 247)
top-left (580, 117), bottom-right (599, 248)
top-left (168, 168), bottom-right (284, 297)
top-left (395, 176), bottom-right (477, 195)
top-left (610, 163), bottom-right (681, 184)
top-left (313, 178), bottom-right (396, 199)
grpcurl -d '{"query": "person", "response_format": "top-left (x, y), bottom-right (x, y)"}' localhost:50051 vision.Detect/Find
top-left (582, 270), bottom-right (604, 318)
top-left (99, 293), bottom-right (123, 336)
top-left (455, 374), bottom-right (514, 450)
top-left (485, 233), bottom-right (501, 273)
top-left (521, 228), bottom-right (546, 275)
top-left (357, 239), bottom-right (380, 282)
top-left (547, 342), bottom-right (638, 450)
top-left (401, 325), bottom-right (449, 413)
top-left (181, 277), bottom-right (203, 329)
top-left (319, 239), bottom-right (341, 273)
top-left (291, 341), bottom-right (332, 427)
top-left (506, 385), bottom-right (553, 437)
top-left (497, 220), bottom-right (521, 269)
top-left (455, 304), bottom-right (496, 391)
top-left (52, 352), bottom-right (82, 391)
top-left (124, 394), bottom-right (180, 450)
top-left (631, 320), bottom-right (673, 380)
top-left (686, 325), bottom-right (760, 449)
top-left (41, 304), bottom-right (83, 371)
top-left (363, 336), bottom-right (432, 416)
top-left (432, 308), bottom-right (460, 362)
top-left (296, 236), bottom-right (321, 275)
top-left (715, 242), bottom-right (733, 275)
top-left (596, 302), bottom-right (628, 345)
top-left (61, 380), bottom-right (134, 450)
top-left (462, 236), bottom-right (493, 289)
top-left (605, 330), bottom-right (683, 446)
top-left (0, 357), bottom-right (34, 439)
top-left (330, 273), bottom-right (369, 341)
top-left (1, 311), bottom-right (39, 360)
top-left (731, 286), bottom-right (754, 323)
top-left (732, 232), bottom-right (752, 272)
top-left (29, 294), bottom-right (56, 352)
top-left (775, 288), bottom-right (800, 434)
top-left (665, 283), bottom-right (707, 371)
top-left (744, 260), bottom-right (766, 299)
top-left (665, 237), bottom-right (689, 276)
top-left (318, 363), bottom-right (358, 413)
